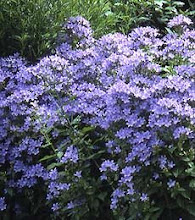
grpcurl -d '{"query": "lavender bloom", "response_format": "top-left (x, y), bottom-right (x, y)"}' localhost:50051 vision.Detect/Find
top-left (61, 16), bottom-right (94, 48)
top-left (48, 168), bottom-right (58, 181)
top-left (168, 15), bottom-right (193, 28)
top-left (60, 146), bottom-right (79, 163)
top-left (173, 126), bottom-right (192, 139)
top-left (153, 173), bottom-right (160, 180)
top-left (127, 185), bottom-right (135, 195)
top-left (74, 171), bottom-right (82, 178)
top-left (0, 197), bottom-right (6, 211)
top-left (66, 201), bottom-right (75, 209)
top-left (0, 15), bottom-right (194, 217)
top-left (110, 188), bottom-right (125, 210)
top-left (66, 199), bottom-right (85, 210)
top-left (51, 203), bottom-right (60, 211)
top-left (140, 193), bottom-right (148, 202)
top-left (120, 166), bottom-right (136, 184)
top-left (106, 140), bottom-right (121, 154)
top-left (47, 181), bottom-right (70, 200)
top-left (167, 161), bottom-right (175, 169)
top-left (158, 156), bottom-right (168, 169)
top-left (167, 179), bottom-right (176, 188)
top-left (100, 174), bottom-right (108, 181)
top-left (100, 160), bottom-right (118, 172)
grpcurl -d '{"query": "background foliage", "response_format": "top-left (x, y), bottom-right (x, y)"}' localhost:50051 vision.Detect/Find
top-left (0, 0), bottom-right (194, 62)
top-left (0, 0), bottom-right (194, 219)
top-left (0, 14), bottom-right (194, 219)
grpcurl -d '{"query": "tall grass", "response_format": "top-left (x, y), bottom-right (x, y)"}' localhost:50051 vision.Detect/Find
top-left (0, 0), bottom-right (116, 62)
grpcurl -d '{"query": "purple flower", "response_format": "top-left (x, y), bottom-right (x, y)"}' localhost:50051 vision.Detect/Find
top-left (100, 174), bottom-right (108, 180)
top-left (127, 186), bottom-right (135, 195)
top-left (153, 173), bottom-right (160, 180)
top-left (0, 197), bottom-right (6, 211)
top-left (47, 181), bottom-right (70, 200)
top-left (66, 201), bottom-right (75, 209)
top-left (110, 188), bottom-right (125, 210)
top-left (0, 15), bottom-right (194, 216)
top-left (168, 15), bottom-right (193, 28)
top-left (167, 161), bottom-right (175, 169)
top-left (60, 146), bottom-right (79, 163)
top-left (48, 168), bottom-right (58, 181)
top-left (140, 193), bottom-right (148, 202)
top-left (61, 16), bottom-right (94, 49)
top-left (74, 171), bottom-right (82, 178)
top-left (66, 200), bottom-right (84, 210)
top-left (51, 203), bottom-right (60, 211)
top-left (167, 179), bottom-right (176, 188)
top-left (100, 160), bottom-right (118, 172)
top-left (173, 126), bottom-right (192, 139)
top-left (158, 156), bottom-right (168, 169)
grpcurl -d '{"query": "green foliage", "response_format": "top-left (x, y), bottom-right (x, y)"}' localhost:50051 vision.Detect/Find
top-left (109, 0), bottom-right (193, 34)
top-left (0, 0), bottom-right (116, 62)
top-left (0, 0), bottom-right (193, 62)
top-left (107, 136), bottom-right (195, 220)
top-left (0, 0), bottom-right (64, 62)
top-left (109, 0), bottom-right (155, 33)
top-left (61, 0), bottom-right (117, 37)
top-left (153, 0), bottom-right (195, 27)
top-left (38, 114), bottom-right (112, 220)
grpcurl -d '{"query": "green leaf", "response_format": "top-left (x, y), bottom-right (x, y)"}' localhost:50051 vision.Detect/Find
top-left (145, 213), bottom-right (152, 220)
top-left (173, 1), bottom-right (185, 6)
top-left (47, 162), bottom-right (61, 170)
top-left (180, 190), bottom-right (191, 200)
top-left (182, 157), bottom-right (191, 162)
top-left (91, 199), bottom-right (99, 210)
top-left (71, 116), bottom-right (81, 125)
top-left (118, 217), bottom-right (126, 220)
top-left (151, 209), bottom-right (164, 220)
top-left (173, 169), bottom-right (180, 177)
top-left (186, 167), bottom-right (195, 177)
top-left (97, 192), bottom-right (107, 201)
top-left (154, 0), bottom-right (166, 7)
top-left (57, 151), bottom-right (63, 159)
top-left (83, 150), bottom-right (105, 160)
top-left (39, 154), bottom-right (56, 162)
top-left (41, 143), bottom-right (52, 148)
top-left (150, 207), bottom-right (161, 212)
top-left (81, 126), bottom-right (94, 134)
top-left (176, 197), bottom-right (185, 208)
top-left (189, 179), bottom-right (195, 188)
top-left (86, 186), bottom-right (94, 195)
top-left (187, 204), bottom-right (195, 216)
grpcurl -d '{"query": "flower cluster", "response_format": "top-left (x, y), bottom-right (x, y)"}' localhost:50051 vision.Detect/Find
top-left (0, 15), bottom-right (194, 219)
top-left (167, 14), bottom-right (193, 28)
top-left (60, 146), bottom-right (79, 164)
top-left (0, 197), bottom-right (6, 211)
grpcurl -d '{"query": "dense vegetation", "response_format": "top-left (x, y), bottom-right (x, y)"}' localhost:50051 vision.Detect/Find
top-left (0, 0), bottom-right (194, 61)
top-left (0, 1), bottom-right (194, 220)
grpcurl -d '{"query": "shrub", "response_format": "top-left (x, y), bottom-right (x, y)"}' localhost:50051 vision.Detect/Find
top-left (0, 15), bottom-right (194, 219)
top-left (109, 0), bottom-right (194, 34)
top-left (1, 0), bottom-right (193, 62)
top-left (0, 0), bottom-right (65, 62)
top-left (0, 0), bottom-right (116, 62)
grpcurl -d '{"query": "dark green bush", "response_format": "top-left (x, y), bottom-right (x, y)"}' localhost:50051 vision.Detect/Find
top-left (109, 0), bottom-right (194, 34)
top-left (0, 0), bottom-right (116, 62)
top-left (0, 0), bottom-right (65, 62)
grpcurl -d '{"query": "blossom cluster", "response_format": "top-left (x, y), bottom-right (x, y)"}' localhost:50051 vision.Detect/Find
top-left (0, 15), bottom-right (194, 219)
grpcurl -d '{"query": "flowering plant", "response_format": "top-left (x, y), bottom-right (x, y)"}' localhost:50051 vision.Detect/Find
top-left (0, 15), bottom-right (194, 219)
